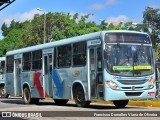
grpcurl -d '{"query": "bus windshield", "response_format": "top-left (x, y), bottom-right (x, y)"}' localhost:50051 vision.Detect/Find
top-left (105, 44), bottom-right (154, 77)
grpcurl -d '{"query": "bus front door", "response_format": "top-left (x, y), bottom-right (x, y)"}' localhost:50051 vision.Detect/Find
top-left (43, 54), bottom-right (53, 97)
top-left (89, 47), bottom-right (103, 99)
top-left (14, 59), bottom-right (22, 96)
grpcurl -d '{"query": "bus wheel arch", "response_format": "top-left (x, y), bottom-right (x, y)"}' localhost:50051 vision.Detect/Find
top-left (72, 82), bottom-right (90, 107)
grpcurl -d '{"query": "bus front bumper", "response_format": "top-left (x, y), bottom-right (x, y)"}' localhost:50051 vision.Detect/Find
top-left (104, 87), bottom-right (156, 101)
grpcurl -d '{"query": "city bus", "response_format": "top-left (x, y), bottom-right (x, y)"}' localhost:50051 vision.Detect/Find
top-left (0, 57), bottom-right (6, 97)
top-left (5, 30), bottom-right (156, 108)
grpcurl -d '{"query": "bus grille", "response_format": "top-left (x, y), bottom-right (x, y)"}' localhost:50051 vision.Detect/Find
top-left (117, 80), bottom-right (147, 85)
top-left (125, 92), bottom-right (142, 96)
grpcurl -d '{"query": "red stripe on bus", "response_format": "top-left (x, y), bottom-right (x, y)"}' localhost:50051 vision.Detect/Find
top-left (33, 71), bottom-right (44, 98)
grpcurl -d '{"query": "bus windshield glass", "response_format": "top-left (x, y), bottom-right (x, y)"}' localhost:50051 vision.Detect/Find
top-left (105, 33), bottom-right (150, 44)
top-left (105, 44), bottom-right (154, 77)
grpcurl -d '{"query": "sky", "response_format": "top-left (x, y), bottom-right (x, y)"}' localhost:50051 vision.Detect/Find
top-left (0, 0), bottom-right (160, 39)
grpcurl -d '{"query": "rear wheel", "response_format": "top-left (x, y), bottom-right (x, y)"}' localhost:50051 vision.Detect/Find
top-left (74, 86), bottom-right (90, 107)
top-left (0, 86), bottom-right (8, 98)
top-left (4, 93), bottom-right (9, 98)
top-left (113, 100), bottom-right (129, 108)
top-left (0, 86), bottom-right (5, 98)
top-left (23, 87), bottom-right (39, 104)
top-left (54, 99), bottom-right (69, 105)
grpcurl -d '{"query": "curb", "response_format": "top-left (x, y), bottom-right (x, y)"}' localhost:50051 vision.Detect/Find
top-left (97, 101), bottom-right (160, 107)
top-left (128, 101), bottom-right (160, 107)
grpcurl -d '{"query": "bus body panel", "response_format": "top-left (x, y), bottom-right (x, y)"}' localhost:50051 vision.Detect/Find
top-left (5, 73), bottom-right (14, 96)
top-left (52, 66), bottom-right (89, 100)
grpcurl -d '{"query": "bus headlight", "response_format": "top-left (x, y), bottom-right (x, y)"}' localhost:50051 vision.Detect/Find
top-left (106, 80), bottom-right (119, 90)
top-left (147, 85), bottom-right (154, 89)
top-left (147, 76), bottom-right (155, 89)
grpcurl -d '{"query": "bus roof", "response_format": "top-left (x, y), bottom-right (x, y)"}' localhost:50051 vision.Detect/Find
top-left (6, 30), bottom-right (148, 56)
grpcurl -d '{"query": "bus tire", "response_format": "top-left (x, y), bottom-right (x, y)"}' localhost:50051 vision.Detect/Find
top-left (74, 86), bottom-right (90, 107)
top-left (23, 87), bottom-right (32, 104)
top-left (0, 86), bottom-right (5, 98)
top-left (54, 99), bottom-right (68, 105)
top-left (4, 93), bottom-right (9, 98)
top-left (113, 100), bottom-right (129, 108)
top-left (23, 87), bottom-right (39, 104)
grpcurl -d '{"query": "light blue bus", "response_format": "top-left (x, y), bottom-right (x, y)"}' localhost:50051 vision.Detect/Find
top-left (5, 30), bottom-right (156, 108)
top-left (0, 57), bottom-right (5, 97)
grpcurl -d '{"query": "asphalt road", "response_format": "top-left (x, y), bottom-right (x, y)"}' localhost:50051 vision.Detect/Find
top-left (0, 97), bottom-right (160, 120)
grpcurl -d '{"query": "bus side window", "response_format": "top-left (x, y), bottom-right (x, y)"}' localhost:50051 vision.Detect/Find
top-left (57, 45), bottom-right (71, 68)
top-left (23, 52), bottom-right (31, 71)
top-left (32, 50), bottom-right (42, 70)
top-left (6, 56), bottom-right (14, 73)
top-left (0, 61), bottom-right (5, 74)
top-left (73, 42), bottom-right (86, 66)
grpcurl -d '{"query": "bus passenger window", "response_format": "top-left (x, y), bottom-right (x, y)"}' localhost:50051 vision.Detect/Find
top-left (73, 42), bottom-right (86, 66)
top-left (23, 52), bottom-right (31, 71)
top-left (32, 50), bottom-right (42, 70)
top-left (6, 56), bottom-right (14, 73)
top-left (57, 45), bottom-right (71, 68)
top-left (0, 61), bottom-right (5, 74)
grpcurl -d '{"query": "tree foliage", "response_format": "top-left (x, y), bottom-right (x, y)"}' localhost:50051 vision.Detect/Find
top-left (0, 9), bottom-right (159, 57)
top-left (143, 7), bottom-right (160, 60)
top-left (143, 7), bottom-right (160, 47)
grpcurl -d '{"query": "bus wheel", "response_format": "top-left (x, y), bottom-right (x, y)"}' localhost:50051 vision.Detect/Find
top-left (113, 100), bottom-right (129, 108)
top-left (74, 86), bottom-right (90, 107)
top-left (4, 93), bottom-right (9, 98)
top-left (23, 87), bottom-right (32, 104)
top-left (0, 86), bottom-right (5, 98)
top-left (54, 99), bottom-right (69, 105)
top-left (23, 87), bottom-right (39, 104)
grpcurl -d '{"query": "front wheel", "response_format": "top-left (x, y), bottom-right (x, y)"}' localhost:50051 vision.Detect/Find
top-left (0, 86), bottom-right (5, 98)
top-left (74, 86), bottom-right (90, 107)
top-left (23, 87), bottom-right (39, 104)
top-left (113, 100), bottom-right (129, 108)
top-left (0, 86), bottom-right (9, 98)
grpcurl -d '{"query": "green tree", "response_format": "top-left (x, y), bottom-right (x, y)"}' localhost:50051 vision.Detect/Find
top-left (0, 28), bottom-right (23, 56)
top-left (1, 23), bottom-right (9, 37)
top-left (143, 7), bottom-right (160, 47)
